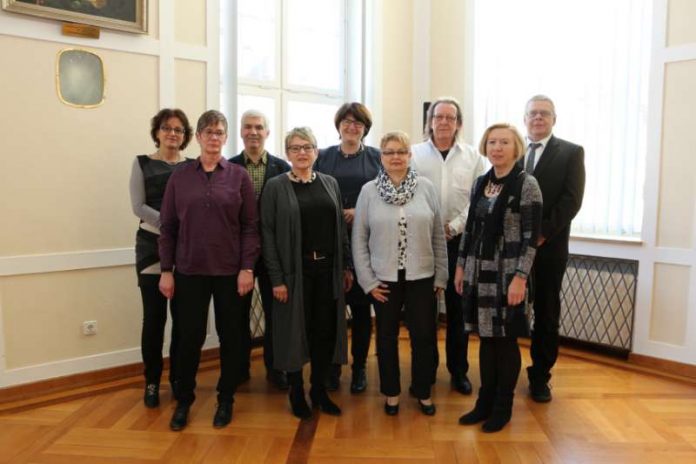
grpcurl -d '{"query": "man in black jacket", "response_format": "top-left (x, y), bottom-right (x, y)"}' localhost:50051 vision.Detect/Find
top-left (521, 95), bottom-right (585, 403)
top-left (229, 110), bottom-right (290, 389)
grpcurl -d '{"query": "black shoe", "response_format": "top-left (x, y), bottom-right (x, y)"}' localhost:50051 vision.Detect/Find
top-left (417, 399), bottom-right (436, 416)
top-left (451, 373), bottom-right (473, 395)
top-left (169, 403), bottom-right (190, 431)
top-left (144, 383), bottom-right (160, 408)
top-left (310, 388), bottom-right (342, 416)
top-left (212, 401), bottom-right (233, 428)
top-left (529, 382), bottom-right (552, 403)
top-left (325, 364), bottom-right (341, 392)
top-left (267, 369), bottom-right (289, 390)
top-left (459, 405), bottom-right (490, 425)
top-left (384, 400), bottom-right (399, 416)
top-left (289, 386), bottom-right (312, 420)
top-left (350, 367), bottom-right (367, 394)
top-left (482, 394), bottom-right (513, 432)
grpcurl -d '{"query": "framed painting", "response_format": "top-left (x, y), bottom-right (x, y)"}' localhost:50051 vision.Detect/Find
top-left (1, 0), bottom-right (147, 34)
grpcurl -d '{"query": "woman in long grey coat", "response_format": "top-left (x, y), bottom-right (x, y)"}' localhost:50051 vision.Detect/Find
top-left (454, 123), bottom-right (542, 433)
top-left (260, 127), bottom-right (352, 420)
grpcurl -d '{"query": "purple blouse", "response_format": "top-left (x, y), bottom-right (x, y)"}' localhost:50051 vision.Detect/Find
top-left (159, 158), bottom-right (260, 275)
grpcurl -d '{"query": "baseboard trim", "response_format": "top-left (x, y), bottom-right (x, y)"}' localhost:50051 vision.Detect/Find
top-left (628, 352), bottom-right (696, 381)
top-left (0, 348), bottom-right (220, 413)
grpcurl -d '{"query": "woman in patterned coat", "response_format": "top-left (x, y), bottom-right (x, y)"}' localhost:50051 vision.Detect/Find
top-left (454, 123), bottom-right (542, 432)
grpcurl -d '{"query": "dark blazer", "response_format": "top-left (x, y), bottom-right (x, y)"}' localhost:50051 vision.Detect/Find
top-left (228, 151), bottom-right (291, 199)
top-left (520, 135), bottom-right (585, 258)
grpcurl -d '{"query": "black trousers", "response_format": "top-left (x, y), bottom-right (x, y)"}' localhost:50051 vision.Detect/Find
top-left (139, 282), bottom-right (177, 387)
top-left (528, 247), bottom-right (568, 385)
top-left (240, 261), bottom-right (277, 373)
top-left (288, 258), bottom-right (337, 388)
top-left (173, 272), bottom-right (250, 405)
top-left (347, 275), bottom-right (372, 369)
top-left (444, 235), bottom-right (469, 376)
top-left (374, 271), bottom-right (437, 399)
top-left (478, 337), bottom-right (521, 406)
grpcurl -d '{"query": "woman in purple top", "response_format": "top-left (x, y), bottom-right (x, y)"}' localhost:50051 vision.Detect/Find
top-left (159, 110), bottom-right (260, 432)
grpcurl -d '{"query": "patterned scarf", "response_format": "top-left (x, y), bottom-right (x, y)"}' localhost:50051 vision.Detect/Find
top-left (376, 167), bottom-right (418, 206)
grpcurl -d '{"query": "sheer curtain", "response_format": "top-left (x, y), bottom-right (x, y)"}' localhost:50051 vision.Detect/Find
top-left (473, 0), bottom-right (652, 238)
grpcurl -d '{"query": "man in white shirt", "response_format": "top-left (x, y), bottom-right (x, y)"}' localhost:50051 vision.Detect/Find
top-left (411, 97), bottom-right (486, 395)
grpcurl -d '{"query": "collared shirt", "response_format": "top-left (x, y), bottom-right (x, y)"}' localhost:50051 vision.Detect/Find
top-left (242, 150), bottom-right (268, 197)
top-left (524, 133), bottom-right (553, 172)
top-left (411, 139), bottom-right (487, 235)
top-left (159, 157), bottom-right (260, 275)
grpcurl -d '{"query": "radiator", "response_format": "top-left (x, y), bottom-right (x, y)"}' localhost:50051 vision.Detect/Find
top-left (558, 254), bottom-right (638, 351)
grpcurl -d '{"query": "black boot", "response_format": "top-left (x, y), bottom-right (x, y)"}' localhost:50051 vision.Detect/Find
top-left (482, 393), bottom-right (513, 433)
top-left (144, 383), bottom-right (160, 408)
top-left (310, 387), bottom-right (341, 416)
top-left (459, 388), bottom-right (494, 425)
top-left (288, 386), bottom-right (312, 420)
top-left (169, 403), bottom-right (190, 431)
top-left (350, 366), bottom-right (367, 394)
top-left (325, 364), bottom-right (341, 391)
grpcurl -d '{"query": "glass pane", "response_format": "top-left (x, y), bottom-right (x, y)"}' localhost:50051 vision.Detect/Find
top-left (286, 100), bottom-right (340, 150)
top-left (237, 94), bottom-right (279, 157)
top-left (238, 0), bottom-right (276, 81)
top-left (286, 0), bottom-right (343, 92)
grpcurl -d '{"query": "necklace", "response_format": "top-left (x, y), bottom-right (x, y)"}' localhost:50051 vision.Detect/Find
top-left (339, 143), bottom-right (363, 158)
top-left (484, 180), bottom-right (503, 197)
top-left (289, 170), bottom-right (316, 184)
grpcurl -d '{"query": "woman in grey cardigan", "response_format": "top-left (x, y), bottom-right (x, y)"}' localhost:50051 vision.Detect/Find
top-left (454, 123), bottom-right (543, 433)
top-left (352, 131), bottom-right (448, 416)
top-left (260, 127), bottom-right (352, 420)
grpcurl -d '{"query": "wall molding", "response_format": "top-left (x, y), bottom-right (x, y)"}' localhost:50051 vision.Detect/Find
top-left (0, 248), bottom-right (134, 277)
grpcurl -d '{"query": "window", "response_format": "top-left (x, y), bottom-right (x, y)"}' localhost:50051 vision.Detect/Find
top-left (223, 0), bottom-right (360, 157)
top-left (472, 0), bottom-right (652, 238)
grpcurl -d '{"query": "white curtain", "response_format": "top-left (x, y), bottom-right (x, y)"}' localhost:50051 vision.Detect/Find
top-left (473, 0), bottom-right (652, 238)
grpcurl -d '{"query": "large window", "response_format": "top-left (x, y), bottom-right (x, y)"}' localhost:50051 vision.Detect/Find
top-left (473, 0), bottom-right (652, 238)
top-left (223, 0), bottom-right (358, 157)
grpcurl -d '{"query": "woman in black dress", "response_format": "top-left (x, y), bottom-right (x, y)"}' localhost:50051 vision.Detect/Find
top-left (129, 108), bottom-right (192, 408)
top-left (314, 102), bottom-right (381, 393)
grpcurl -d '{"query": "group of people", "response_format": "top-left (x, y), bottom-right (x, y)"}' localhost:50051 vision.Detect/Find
top-left (129, 94), bottom-right (585, 433)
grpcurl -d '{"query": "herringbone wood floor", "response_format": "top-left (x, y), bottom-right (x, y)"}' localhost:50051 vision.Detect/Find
top-left (2, 333), bottom-right (696, 463)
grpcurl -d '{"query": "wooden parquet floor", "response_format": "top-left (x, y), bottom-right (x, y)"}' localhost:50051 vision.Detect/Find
top-left (2, 334), bottom-right (696, 464)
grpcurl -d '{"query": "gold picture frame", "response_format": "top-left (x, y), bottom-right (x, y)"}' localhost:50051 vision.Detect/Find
top-left (56, 48), bottom-right (106, 108)
top-left (2, 0), bottom-right (147, 34)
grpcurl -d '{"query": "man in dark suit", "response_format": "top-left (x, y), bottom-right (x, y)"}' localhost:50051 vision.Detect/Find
top-left (229, 109), bottom-right (290, 389)
top-left (521, 95), bottom-right (585, 403)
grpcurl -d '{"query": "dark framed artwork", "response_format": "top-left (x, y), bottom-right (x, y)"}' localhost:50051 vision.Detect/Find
top-left (1, 0), bottom-right (147, 34)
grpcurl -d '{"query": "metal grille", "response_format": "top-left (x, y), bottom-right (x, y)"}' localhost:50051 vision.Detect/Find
top-left (558, 254), bottom-right (638, 350)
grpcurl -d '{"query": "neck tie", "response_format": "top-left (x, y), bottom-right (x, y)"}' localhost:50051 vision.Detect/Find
top-left (526, 143), bottom-right (542, 173)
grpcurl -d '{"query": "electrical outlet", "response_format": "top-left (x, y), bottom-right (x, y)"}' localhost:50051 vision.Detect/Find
top-left (82, 320), bottom-right (98, 336)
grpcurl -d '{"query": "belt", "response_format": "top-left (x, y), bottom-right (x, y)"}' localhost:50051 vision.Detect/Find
top-left (303, 251), bottom-right (331, 261)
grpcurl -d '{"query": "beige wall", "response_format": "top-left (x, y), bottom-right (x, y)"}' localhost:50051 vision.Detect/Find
top-left (0, 1), bottom-right (210, 382)
top-left (379, 0), bottom-right (414, 136)
top-left (429, 0), bottom-right (467, 105)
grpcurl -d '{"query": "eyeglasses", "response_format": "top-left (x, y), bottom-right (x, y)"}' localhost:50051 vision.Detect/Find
top-left (382, 149), bottom-right (409, 156)
top-left (341, 118), bottom-right (365, 129)
top-left (160, 125), bottom-right (185, 135)
top-left (287, 144), bottom-right (315, 154)
top-left (526, 110), bottom-right (554, 119)
top-left (202, 129), bottom-right (226, 138)
top-left (433, 114), bottom-right (457, 123)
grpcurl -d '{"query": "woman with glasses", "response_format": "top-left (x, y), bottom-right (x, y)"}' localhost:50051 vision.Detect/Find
top-left (129, 108), bottom-right (192, 409)
top-left (159, 110), bottom-right (260, 431)
top-left (454, 123), bottom-right (542, 432)
top-left (260, 127), bottom-right (353, 420)
top-left (314, 102), bottom-right (381, 394)
top-left (352, 131), bottom-right (447, 416)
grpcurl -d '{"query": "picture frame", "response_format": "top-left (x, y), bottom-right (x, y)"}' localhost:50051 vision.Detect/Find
top-left (1, 0), bottom-right (147, 34)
